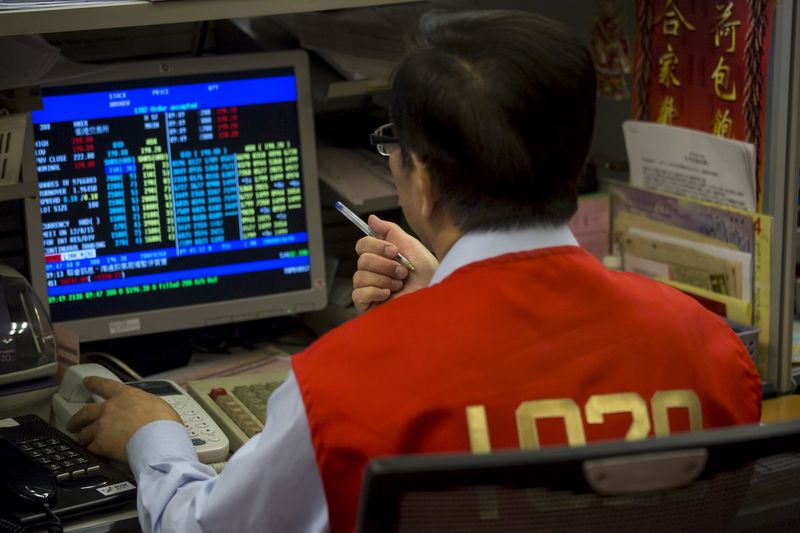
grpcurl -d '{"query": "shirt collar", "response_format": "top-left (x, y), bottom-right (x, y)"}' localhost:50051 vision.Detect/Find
top-left (429, 225), bottom-right (579, 286)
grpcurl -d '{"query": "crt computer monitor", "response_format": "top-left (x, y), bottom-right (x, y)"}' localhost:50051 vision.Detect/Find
top-left (23, 50), bottom-right (327, 342)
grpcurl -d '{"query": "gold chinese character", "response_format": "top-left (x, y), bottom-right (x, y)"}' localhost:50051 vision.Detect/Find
top-left (661, 0), bottom-right (696, 36)
top-left (711, 109), bottom-right (733, 136)
top-left (710, 56), bottom-right (737, 101)
top-left (657, 95), bottom-right (678, 124)
top-left (711, 2), bottom-right (741, 53)
top-left (658, 44), bottom-right (682, 88)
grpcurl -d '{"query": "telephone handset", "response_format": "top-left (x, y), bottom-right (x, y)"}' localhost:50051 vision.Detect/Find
top-left (0, 414), bottom-right (136, 530)
top-left (0, 436), bottom-right (56, 509)
top-left (52, 364), bottom-right (230, 464)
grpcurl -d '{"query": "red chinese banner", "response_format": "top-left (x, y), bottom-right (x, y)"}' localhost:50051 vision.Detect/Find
top-left (632, 0), bottom-right (775, 211)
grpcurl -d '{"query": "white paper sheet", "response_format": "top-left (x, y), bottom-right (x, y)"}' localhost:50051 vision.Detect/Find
top-left (0, 35), bottom-right (110, 91)
top-left (623, 120), bottom-right (756, 212)
top-left (628, 226), bottom-right (753, 305)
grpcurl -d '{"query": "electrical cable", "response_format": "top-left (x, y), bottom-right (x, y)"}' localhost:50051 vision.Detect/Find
top-left (0, 515), bottom-right (25, 533)
top-left (41, 504), bottom-right (62, 533)
top-left (81, 351), bottom-right (143, 381)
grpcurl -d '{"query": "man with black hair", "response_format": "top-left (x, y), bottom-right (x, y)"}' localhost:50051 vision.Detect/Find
top-left (68, 10), bottom-right (760, 533)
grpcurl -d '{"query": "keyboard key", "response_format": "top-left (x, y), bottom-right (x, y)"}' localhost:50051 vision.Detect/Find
top-left (195, 374), bottom-right (286, 450)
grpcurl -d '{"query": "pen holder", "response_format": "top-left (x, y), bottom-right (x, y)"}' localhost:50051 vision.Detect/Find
top-left (0, 112), bottom-right (28, 187)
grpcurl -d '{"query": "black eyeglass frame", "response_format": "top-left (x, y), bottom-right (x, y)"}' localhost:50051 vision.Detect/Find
top-left (369, 123), bottom-right (399, 157)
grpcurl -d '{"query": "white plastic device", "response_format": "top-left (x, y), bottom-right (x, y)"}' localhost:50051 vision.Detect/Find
top-left (52, 363), bottom-right (229, 463)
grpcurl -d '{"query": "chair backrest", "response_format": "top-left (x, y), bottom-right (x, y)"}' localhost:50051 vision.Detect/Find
top-left (357, 420), bottom-right (800, 532)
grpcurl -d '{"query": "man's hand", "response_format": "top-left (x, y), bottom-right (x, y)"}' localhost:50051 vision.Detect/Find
top-left (67, 377), bottom-right (182, 464)
top-left (352, 214), bottom-right (439, 314)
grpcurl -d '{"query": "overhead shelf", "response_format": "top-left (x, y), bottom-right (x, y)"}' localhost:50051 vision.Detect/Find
top-left (0, 180), bottom-right (36, 202)
top-left (0, 0), bottom-right (420, 37)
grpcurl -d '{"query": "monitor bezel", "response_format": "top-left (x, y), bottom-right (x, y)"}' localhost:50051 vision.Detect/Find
top-left (23, 50), bottom-right (327, 342)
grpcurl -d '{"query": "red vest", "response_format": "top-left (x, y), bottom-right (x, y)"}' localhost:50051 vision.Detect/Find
top-left (292, 247), bottom-right (761, 532)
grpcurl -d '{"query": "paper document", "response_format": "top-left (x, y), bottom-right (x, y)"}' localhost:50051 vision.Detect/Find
top-left (624, 227), bottom-right (752, 304)
top-left (661, 280), bottom-right (751, 326)
top-left (614, 211), bottom-right (738, 251)
top-left (316, 147), bottom-right (397, 213)
top-left (568, 193), bottom-right (609, 260)
top-left (0, 35), bottom-right (110, 91)
top-left (611, 183), bottom-right (753, 253)
top-left (275, 6), bottom-right (425, 80)
top-left (623, 120), bottom-right (756, 211)
top-left (609, 182), bottom-right (771, 376)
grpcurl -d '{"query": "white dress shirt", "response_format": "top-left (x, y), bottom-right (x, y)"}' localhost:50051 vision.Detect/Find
top-left (126, 225), bottom-right (578, 533)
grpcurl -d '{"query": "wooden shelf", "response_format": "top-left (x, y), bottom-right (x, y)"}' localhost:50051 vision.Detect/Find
top-left (0, 0), bottom-right (419, 37)
top-left (0, 180), bottom-right (36, 202)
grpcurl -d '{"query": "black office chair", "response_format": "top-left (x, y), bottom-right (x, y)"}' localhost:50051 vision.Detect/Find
top-left (357, 420), bottom-right (800, 532)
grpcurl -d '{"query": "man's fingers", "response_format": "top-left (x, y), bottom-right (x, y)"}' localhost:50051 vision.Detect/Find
top-left (352, 287), bottom-right (391, 313)
top-left (367, 214), bottom-right (400, 239)
top-left (357, 253), bottom-right (408, 281)
top-left (355, 235), bottom-right (403, 261)
top-left (77, 422), bottom-right (98, 448)
top-left (83, 376), bottom-right (126, 399)
top-left (355, 235), bottom-right (387, 257)
top-left (67, 402), bottom-right (104, 433)
top-left (353, 269), bottom-right (404, 291)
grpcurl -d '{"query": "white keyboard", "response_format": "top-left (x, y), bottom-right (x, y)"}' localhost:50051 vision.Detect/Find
top-left (187, 371), bottom-right (288, 451)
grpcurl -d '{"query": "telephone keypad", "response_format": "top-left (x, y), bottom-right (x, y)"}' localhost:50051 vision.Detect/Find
top-left (163, 394), bottom-right (225, 454)
top-left (20, 436), bottom-right (101, 481)
top-left (126, 378), bottom-right (230, 463)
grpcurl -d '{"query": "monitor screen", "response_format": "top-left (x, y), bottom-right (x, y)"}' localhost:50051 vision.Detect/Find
top-left (23, 51), bottom-right (326, 342)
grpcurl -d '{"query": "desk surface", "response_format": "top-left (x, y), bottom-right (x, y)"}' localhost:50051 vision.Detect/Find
top-left (63, 504), bottom-right (138, 533)
top-left (761, 395), bottom-right (800, 423)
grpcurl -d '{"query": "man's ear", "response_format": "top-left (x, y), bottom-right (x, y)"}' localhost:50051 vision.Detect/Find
top-left (410, 153), bottom-right (439, 219)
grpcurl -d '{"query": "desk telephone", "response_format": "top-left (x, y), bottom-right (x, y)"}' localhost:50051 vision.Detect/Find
top-left (0, 414), bottom-right (136, 531)
top-left (52, 364), bottom-right (230, 464)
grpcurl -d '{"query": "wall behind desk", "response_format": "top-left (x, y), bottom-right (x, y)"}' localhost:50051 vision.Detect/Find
top-left (436, 0), bottom-right (634, 172)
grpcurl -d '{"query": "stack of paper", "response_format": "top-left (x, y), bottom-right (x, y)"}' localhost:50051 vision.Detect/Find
top-left (316, 147), bottom-right (397, 214)
top-left (612, 183), bottom-right (757, 321)
top-left (616, 121), bottom-right (772, 374)
top-left (0, 35), bottom-right (109, 91)
top-left (623, 120), bottom-right (756, 212)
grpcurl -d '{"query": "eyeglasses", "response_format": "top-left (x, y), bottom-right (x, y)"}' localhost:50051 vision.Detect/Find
top-left (369, 123), bottom-right (399, 157)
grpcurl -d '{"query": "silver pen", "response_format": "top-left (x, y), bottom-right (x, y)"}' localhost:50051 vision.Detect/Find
top-left (335, 201), bottom-right (415, 272)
